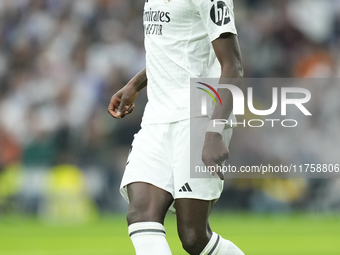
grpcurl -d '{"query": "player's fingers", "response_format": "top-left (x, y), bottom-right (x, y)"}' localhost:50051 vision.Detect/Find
top-left (117, 97), bottom-right (128, 117)
top-left (128, 103), bottom-right (135, 113)
top-left (214, 161), bottom-right (225, 180)
top-left (221, 148), bottom-right (229, 161)
top-left (216, 168), bottom-right (224, 180)
top-left (203, 153), bottom-right (225, 180)
top-left (108, 101), bottom-right (120, 119)
top-left (120, 104), bottom-right (135, 118)
top-left (205, 161), bottom-right (221, 178)
top-left (225, 151), bottom-right (229, 160)
top-left (203, 159), bottom-right (214, 176)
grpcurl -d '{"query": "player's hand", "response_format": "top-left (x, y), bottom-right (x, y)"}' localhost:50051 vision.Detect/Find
top-left (108, 84), bottom-right (138, 119)
top-left (202, 132), bottom-right (229, 180)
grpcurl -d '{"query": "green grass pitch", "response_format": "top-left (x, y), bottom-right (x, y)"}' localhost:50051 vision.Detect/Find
top-left (0, 213), bottom-right (339, 255)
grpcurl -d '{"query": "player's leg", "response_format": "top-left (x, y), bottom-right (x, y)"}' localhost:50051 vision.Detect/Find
top-left (127, 182), bottom-right (174, 255)
top-left (127, 182), bottom-right (173, 225)
top-left (176, 198), bottom-right (245, 255)
top-left (175, 198), bottom-right (213, 254)
top-left (119, 123), bottom-right (175, 254)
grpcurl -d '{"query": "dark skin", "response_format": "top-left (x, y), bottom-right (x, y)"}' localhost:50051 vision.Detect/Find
top-left (108, 33), bottom-right (243, 255)
top-left (107, 68), bottom-right (147, 119)
top-left (203, 33), bottom-right (243, 180)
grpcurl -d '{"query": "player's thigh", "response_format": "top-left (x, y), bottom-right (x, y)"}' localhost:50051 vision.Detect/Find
top-left (127, 182), bottom-right (174, 225)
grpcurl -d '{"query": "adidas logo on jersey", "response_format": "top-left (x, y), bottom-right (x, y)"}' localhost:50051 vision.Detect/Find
top-left (179, 183), bottom-right (192, 192)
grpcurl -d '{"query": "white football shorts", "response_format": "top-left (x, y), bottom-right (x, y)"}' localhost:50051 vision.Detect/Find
top-left (120, 117), bottom-right (233, 211)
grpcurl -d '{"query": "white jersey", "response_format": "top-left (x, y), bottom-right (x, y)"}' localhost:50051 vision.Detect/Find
top-left (142, 0), bottom-right (237, 124)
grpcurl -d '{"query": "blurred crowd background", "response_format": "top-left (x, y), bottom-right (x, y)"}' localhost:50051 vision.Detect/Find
top-left (0, 0), bottom-right (340, 222)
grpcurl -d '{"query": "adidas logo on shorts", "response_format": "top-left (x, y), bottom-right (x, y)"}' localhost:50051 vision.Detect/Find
top-left (179, 183), bottom-right (192, 192)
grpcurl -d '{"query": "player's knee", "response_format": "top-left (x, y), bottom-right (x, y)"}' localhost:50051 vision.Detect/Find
top-left (126, 205), bottom-right (162, 225)
top-left (126, 207), bottom-right (152, 225)
top-left (179, 230), bottom-right (208, 255)
top-left (126, 208), bottom-right (138, 225)
top-left (180, 235), bottom-right (203, 255)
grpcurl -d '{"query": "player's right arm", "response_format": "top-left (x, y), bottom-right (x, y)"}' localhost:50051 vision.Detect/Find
top-left (108, 68), bottom-right (147, 119)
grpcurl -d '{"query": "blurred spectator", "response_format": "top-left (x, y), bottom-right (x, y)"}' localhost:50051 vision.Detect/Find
top-left (0, 126), bottom-right (21, 170)
top-left (41, 162), bottom-right (98, 224)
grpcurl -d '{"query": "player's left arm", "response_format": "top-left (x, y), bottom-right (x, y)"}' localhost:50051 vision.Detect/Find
top-left (212, 33), bottom-right (243, 119)
top-left (202, 33), bottom-right (243, 180)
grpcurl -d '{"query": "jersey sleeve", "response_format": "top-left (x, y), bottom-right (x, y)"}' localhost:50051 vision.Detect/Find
top-left (194, 0), bottom-right (237, 42)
